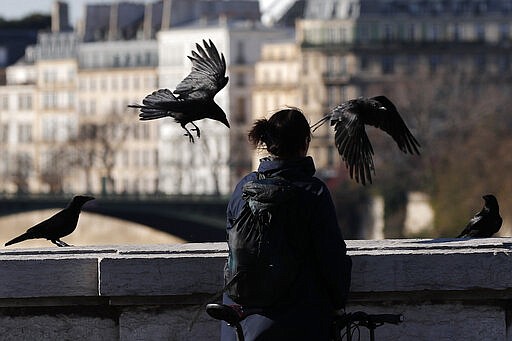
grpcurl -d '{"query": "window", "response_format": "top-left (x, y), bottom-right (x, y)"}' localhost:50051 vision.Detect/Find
top-left (453, 23), bottom-right (462, 41)
top-left (90, 100), bottom-right (96, 115)
top-left (476, 24), bottom-right (486, 41)
top-left (90, 77), bottom-right (97, 91)
top-left (79, 78), bottom-right (86, 91)
top-left (303, 87), bottom-right (309, 106)
top-left (236, 41), bottom-right (245, 64)
top-left (18, 94), bottom-right (32, 110)
top-left (122, 150), bottom-right (129, 167)
top-left (0, 95), bottom-right (8, 110)
top-left (302, 55), bottom-right (309, 74)
top-left (327, 86), bottom-right (337, 108)
top-left (408, 23), bottom-right (416, 41)
top-left (357, 24), bottom-right (369, 43)
top-left (383, 24), bottom-right (393, 42)
top-left (235, 97), bottom-right (246, 124)
top-left (43, 70), bottom-right (56, 84)
top-left (500, 23), bottom-right (510, 41)
top-left (42, 92), bottom-right (57, 109)
top-left (142, 150), bottom-right (150, 166)
top-left (381, 56), bottom-right (394, 74)
top-left (429, 55), bottom-right (441, 73)
top-left (0, 124), bottom-right (8, 142)
top-left (67, 92), bottom-right (75, 109)
top-left (360, 56), bottom-right (369, 71)
top-left (42, 120), bottom-right (57, 141)
top-left (340, 56), bottom-right (347, 74)
top-left (18, 124), bottom-right (32, 143)
top-left (498, 55), bottom-right (510, 72)
top-left (141, 124), bottom-right (150, 139)
top-left (100, 78), bottom-right (108, 91)
top-left (475, 54), bottom-right (486, 72)
top-left (406, 55), bottom-right (418, 73)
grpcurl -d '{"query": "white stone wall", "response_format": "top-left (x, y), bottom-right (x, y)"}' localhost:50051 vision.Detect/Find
top-left (1, 239), bottom-right (512, 340)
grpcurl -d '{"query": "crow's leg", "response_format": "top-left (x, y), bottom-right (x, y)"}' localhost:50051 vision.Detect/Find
top-left (52, 239), bottom-right (71, 247)
top-left (190, 122), bottom-right (201, 139)
top-left (181, 124), bottom-right (195, 143)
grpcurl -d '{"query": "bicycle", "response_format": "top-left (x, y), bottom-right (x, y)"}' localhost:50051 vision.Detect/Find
top-left (206, 303), bottom-right (403, 341)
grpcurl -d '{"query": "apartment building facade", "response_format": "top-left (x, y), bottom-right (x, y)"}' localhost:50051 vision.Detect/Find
top-left (291, 0), bottom-right (512, 175)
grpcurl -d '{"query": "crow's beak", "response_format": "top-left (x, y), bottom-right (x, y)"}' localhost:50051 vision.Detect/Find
top-left (222, 117), bottom-right (230, 128)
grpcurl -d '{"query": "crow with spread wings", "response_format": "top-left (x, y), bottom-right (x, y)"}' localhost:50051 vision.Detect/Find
top-left (129, 39), bottom-right (229, 143)
top-left (311, 96), bottom-right (420, 185)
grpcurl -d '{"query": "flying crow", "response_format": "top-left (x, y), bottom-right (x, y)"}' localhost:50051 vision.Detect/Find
top-left (5, 195), bottom-right (95, 247)
top-left (129, 39), bottom-right (229, 143)
top-left (310, 96), bottom-right (421, 185)
top-left (457, 194), bottom-right (502, 238)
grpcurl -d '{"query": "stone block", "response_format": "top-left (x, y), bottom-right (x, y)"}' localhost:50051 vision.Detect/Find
top-left (0, 256), bottom-right (98, 298)
top-left (0, 314), bottom-right (117, 340)
top-left (119, 306), bottom-right (219, 341)
top-left (99, 254), bottom-right (225, 296)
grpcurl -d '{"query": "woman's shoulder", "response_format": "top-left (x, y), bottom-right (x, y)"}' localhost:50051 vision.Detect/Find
top-left (237, 171), bottom-right (259, 187)
top-left (293, 176), bottom-right (331, 198)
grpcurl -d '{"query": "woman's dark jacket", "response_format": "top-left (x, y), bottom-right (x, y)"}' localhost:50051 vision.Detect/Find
top-left (222, 156), bottom-right (351, 341)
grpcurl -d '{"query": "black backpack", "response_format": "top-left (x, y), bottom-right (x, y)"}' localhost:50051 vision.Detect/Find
top-left (224, 173), bottom-right (307, 308)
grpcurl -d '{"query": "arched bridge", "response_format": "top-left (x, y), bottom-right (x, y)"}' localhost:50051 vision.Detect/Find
top-left (0, 195), bottom-right (229, 242)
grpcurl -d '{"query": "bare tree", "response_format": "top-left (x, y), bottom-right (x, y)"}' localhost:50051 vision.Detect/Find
top-left (372, 66), bottom-right (512, 236)
top-left (39, 149), bottom-right (68, 194)
top-left (11, 153), bottom-right (32, 194)
top-left (70, 111), bottom-right (131, 195)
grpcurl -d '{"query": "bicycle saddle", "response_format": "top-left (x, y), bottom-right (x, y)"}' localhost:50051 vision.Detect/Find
top-left (206, 304), bottom-right (243, 325)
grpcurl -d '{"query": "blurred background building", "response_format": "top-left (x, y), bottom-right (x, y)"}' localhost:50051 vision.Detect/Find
top-left (1, 0), bottom-right (512, 238)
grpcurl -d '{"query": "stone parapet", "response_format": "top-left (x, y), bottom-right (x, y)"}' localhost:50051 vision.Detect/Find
top-left (0, 239), bottom-right (511, 340)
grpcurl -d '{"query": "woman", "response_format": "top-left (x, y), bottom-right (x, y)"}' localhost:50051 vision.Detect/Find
top-left (222, 108), bottom-right (351, 341)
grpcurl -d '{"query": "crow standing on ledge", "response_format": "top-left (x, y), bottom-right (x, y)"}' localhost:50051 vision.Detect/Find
top-left (4, 195), bottom-right (95, 247)
top-left (457, 194), bottom-right (503, 238)
top-left (129, 39), bottom-right (230, 143)
top-left (310, 96), bottom-right (421, 185)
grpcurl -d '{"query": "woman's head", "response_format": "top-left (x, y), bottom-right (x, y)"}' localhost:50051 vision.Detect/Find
top-left (248, 108), bottom-right (311, 159)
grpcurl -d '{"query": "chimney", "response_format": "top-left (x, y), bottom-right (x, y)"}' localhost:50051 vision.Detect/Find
top-left (108, 3), bottom-right (119, 40)
top-left (143, 2), bottom-right (154, 40)
top-left (52, 1), bottom-right (70, 32)
top-left (161, 0), bottom-right (172, 30)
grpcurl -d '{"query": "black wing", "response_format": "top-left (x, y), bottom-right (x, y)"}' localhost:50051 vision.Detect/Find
top-left (367, 96), bottom-right (421, 155)
top-left (327, 96), bottom-right (420, 185)
top-left (457, 214), bottom-right (483, 238)
top-left (174, 39), bottom-right (229, 100)
top-left (331, 105), bottom-right (375, 185)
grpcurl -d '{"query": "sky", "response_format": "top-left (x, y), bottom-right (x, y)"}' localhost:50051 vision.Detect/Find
top-left (0, 0), bottom-right (279, 27)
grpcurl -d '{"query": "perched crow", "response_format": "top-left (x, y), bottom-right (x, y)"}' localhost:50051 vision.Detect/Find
top-left (129, 39), bottom-right (229, 143)
top-left (457, 194), bottom-right (503, 238)
top-left (310, 96), bottom-right (421, 185)
top-left (5, 195), bottom-right (94, 247)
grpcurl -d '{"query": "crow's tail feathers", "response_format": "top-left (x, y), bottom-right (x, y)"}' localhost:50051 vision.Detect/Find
top-left (128, 89), bottom-right (177, 121)
top-left (5, 233), bottom-right (31, 246)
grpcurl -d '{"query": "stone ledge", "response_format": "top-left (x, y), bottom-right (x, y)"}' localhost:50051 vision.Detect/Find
top-left (0, 238), bottom-right (510, 300)
top-left (0, 238), bottom-right (511, 340)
